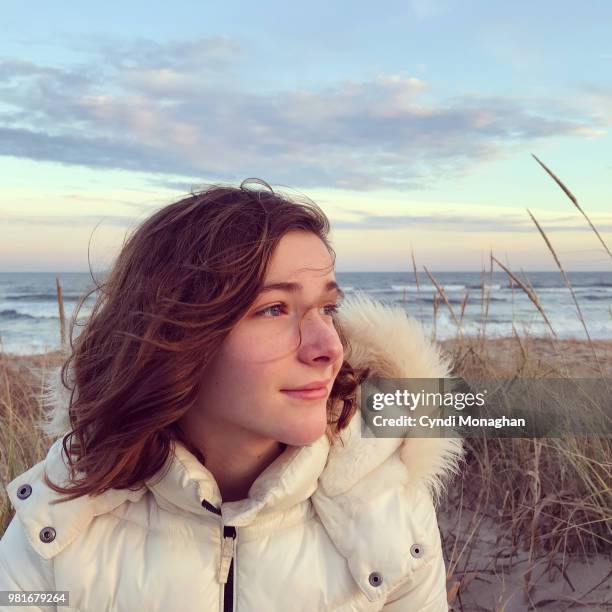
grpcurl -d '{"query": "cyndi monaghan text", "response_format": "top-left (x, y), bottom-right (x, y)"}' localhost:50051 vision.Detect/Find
top-left (372, 415), bottom-right (527, 429)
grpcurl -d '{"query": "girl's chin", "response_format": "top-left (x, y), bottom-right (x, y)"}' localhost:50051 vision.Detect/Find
top-left (278, 421), bottom-right (328, 447)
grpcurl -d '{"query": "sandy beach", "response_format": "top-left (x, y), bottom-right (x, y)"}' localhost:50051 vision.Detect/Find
top-left (438, 505), bottom-right (611, 611)
top-left (441, 336), bottom-right (612, 377)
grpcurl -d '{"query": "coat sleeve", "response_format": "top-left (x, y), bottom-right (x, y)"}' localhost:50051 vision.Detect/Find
top-left (0, 515), bottom-right (56, 611)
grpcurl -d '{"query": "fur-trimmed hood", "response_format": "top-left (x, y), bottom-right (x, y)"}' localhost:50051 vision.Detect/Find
top-left (5, 293), bottom-right (465, 609)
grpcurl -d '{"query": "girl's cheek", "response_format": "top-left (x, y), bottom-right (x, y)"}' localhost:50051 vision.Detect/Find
top-left (243, 326), bottom-right (300, 361)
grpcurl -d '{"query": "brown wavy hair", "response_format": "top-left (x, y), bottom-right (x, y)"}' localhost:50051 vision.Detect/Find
top-left (45, 178), bottom-right (369, 502)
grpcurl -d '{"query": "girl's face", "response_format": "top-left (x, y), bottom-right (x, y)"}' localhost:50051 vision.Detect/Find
top-left (195, 230), bottom-right (345, 447)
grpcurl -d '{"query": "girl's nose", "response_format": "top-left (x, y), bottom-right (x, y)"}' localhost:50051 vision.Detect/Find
top-left (297, 311), bottom-right (343, 364)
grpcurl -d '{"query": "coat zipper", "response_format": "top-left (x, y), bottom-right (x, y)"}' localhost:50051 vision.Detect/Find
top-left (202, 499), bottom-right (237, 612)
top-left (220, 525), bottom-right (237, 612)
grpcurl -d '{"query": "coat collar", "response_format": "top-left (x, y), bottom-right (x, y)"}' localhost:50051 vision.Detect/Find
top-left (146, 430), bottom-right (331, 527)
top-left (9, 293), bottom-right (464, 600)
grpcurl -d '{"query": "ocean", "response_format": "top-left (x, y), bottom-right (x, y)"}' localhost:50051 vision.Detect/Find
top-left (0, 271), bottom-right (610, 355)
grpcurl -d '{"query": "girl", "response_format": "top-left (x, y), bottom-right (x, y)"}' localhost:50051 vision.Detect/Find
top-left (0, 179), bottom-right (463, 611)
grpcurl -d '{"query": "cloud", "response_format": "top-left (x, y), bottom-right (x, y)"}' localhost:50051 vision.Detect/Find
top-left (331, 211), bottom-right (612, 232)
top-left (2, 206), bottom-right (611, 236)
top-left (97, 36), bottom-right (244, 73)
top-left (0, 211), bottom-right (139, 228)
top-left (570, 84), bottom-right (612, 127)
top-left (0, 126), bottom-right (203, 175)
top-left (0, 37), bottom-right (607, 191)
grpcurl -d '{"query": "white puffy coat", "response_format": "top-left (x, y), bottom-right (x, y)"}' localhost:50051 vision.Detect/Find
top-left (0, 295), bottom-right (464, 611)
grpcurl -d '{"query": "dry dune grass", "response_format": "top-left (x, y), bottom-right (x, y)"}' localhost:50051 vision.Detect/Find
top-left (0, 347), bottom-right (65, 530)
top-left (1, 158), bottom-right (611, 609)
top-left (438, 335), bottom-right (611, 610)
top-left (428, 156), bottom-right (611, 610)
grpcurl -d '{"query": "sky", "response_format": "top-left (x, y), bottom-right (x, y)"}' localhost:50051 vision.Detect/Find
top-left (1, 0), bottom-right (611, 272)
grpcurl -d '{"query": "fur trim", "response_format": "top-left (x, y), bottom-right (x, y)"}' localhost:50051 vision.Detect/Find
top-left (328, 293), bottom-right (465, 505)
top-left (37, 362), bottom-right (75, 439)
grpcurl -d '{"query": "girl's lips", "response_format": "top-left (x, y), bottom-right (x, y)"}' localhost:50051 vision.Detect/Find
top-left (281, 387), bottom-right (329, 400)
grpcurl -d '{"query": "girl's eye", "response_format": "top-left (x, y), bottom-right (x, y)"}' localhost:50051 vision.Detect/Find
top-left (257, 303), bottom-right (286, 318)
top-left (323, 303), bottom-right (341, 316)
top-left (256, 302), bottom-right (341, 318)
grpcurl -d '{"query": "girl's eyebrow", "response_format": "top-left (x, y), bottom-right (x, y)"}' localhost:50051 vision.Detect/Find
top-left (259, 280), bottom-right (345, 300)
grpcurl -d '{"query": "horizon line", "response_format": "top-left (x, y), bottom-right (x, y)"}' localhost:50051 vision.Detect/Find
top-left (0, 269), bottom-right (609, 275)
